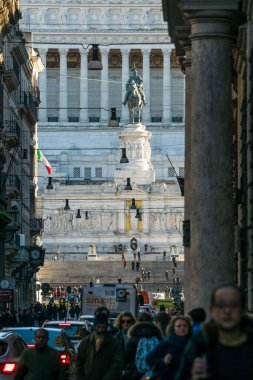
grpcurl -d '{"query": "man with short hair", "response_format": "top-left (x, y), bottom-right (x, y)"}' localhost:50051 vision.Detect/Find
top-left (74, 313), bottom-right (124, 380)
top-left (175, 284), bottom-right (253, 380)
top-left (14, 328), bottom-right (65, 380)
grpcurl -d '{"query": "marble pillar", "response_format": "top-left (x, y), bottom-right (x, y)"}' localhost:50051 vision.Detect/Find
top-left (186, 10), bottom-right (236, 310)
top-left (80, 50), bottom-right (88, 123)
top-left (38, 48), bottom-right (47, 122)
top-left (142, 49), bottom-right (150, 123)
top-left (162, 49), bottom-right (171, 123)
top-left (100, 48), bottom-right (109, 122)
top-left (59, 48), bottom-right (68, 122)
top-left (121, 49), bottom-right (130, 123)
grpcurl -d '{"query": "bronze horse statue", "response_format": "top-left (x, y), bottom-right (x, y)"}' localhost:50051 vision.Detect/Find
top-left (127, 81), bottom-right (143, 123)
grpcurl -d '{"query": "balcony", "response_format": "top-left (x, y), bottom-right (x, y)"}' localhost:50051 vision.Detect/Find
top-left (6, 175), bottom-right (21, 197)
top-left (3, 57), bottom-right (20, 93)
top-left (20, 91), bottom-right (38, 125)
top-left (5, 120), bottom-right (20, 148)
top-left (30, 217), bottom-right (44, 236)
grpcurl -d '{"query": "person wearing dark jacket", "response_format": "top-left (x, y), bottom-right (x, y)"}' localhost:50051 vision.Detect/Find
top-left (115, 312), bottom-right (136, 354)
top-left (175, 284), bottom-right (253, 380)
top-left (146, 316), bottom-right (192, 380)
top-left (74, 313), bottom-right (124, 380)
top-left (14, 328), bottom-right (65, 380)
top-left (122, 321), bottom-right (162, 380)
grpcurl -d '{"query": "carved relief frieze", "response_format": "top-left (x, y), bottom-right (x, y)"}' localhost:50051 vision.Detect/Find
top-left (150, 52), bottom-right (163, 68)
top-left (46, 51), bottom-right (60, 68)
top-left (129, 51), bottom-right (142, 68)
top-left (171, 49), bottom-right (181, 68)
top-left (109, 51), bottom-right (121, 68)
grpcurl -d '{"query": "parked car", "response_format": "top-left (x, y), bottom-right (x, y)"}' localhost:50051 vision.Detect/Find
top-left (78, 314), bottom-right (94, 329)
top-left (42, 320), bottom-right (89, 350)
top-left (1, 327), bottom-right (75, 378)
top-left (139, 304), bottom-right (156, 318)
top-left (0, 331), bottom-right (27, 379)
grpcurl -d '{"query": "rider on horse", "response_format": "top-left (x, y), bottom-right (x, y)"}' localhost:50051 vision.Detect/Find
top-left (122, 65), bottom-right (147, 106)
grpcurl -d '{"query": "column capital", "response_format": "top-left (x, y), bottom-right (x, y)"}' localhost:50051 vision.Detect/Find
top-left (59, 48), bottom-right (68, 56)
top-left (162, 48), bottom-right (172, 55)
top-left (79, 49), bottom-right (88, 57)
top-left (100, 47), bottom-right (110, 56)
top-left (121, 48), bottom-right (130, 56)
top-left (39, 47), bottom-right (48, 56)
top-left (142, 48), bottom-right (151, 57)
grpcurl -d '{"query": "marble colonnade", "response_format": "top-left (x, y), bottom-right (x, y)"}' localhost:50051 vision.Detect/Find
top-left (38, 46), bottom-right (173, 124)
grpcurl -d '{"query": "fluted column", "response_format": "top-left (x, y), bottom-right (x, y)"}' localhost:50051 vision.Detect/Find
top-left (121, 48), bottom-right (130, 123)
top-left (142, 49), bottom-right (150, 123)
top-left (79, 50), bottom-right (88, 123)
top-left (100, 48), bottom-right (109, 123)
top-left (59, 48), bottom-right (68, 122)
top-left (162, 48), bottom-right (171, 123)
top-left (38, 48), bottom-right (47, 122)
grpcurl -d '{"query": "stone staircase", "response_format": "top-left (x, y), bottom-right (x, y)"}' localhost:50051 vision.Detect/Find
top-left (37, 259), bottom-right (184, 290)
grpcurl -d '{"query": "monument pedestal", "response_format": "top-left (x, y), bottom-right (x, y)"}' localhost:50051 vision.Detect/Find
top-left (115, 123), bottom-right (155, 186)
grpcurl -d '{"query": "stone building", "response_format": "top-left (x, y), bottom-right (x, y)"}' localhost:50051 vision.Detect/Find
top-left (19, 0), bottom-right (186, 259)
top-left (0, 0), bottom-right (44, 308)
top-left (162, 0), bottom-right (253, 311)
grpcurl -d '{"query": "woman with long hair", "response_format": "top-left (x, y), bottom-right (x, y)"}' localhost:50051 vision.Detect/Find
top-left (115, 312), bottom-right (136, 353)
top-left (146, 316), bottom-right (192, 380)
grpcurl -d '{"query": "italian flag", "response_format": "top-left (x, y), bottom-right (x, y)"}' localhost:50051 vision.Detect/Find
top-left (37, 148), bottom-right (52, 175)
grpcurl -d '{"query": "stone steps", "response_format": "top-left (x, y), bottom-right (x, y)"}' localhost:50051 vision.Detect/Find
top-left (38, 260), bottom-right (184, 287)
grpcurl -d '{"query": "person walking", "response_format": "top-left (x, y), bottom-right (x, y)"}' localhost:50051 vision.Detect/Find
top-left (74, 313), bottom-right (124, 380)
top-left (175, 284), bottom-right (253, 380)
top-left (146, 316), bottom-right (192, 380)
top-left (115, 312), bottom-right (136, 354)
top-left (14, 328), bottom-right (65, 380)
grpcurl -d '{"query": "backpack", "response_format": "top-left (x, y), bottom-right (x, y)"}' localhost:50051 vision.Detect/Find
top-left (135, 336), bottom-right (159, 374)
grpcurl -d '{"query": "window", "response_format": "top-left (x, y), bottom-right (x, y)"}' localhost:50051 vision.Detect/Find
top-left (168, 168), bottom-right (175, 177)
top-left (73, 167), bottom-right (80, 178)
top-left (179, 167), bottom-right (185, 177)
top-left (69, 117), bottom-right (79, 122)
top-left (95, 167), bottom-right (102, 178)
top-left (172, 116), bottom-right (183, 122)
top-left (84, 167), bottom-right (91, 179)
top-left (48, 117), bottom-right (58, 122)
top-left (89, 117), bottom-right (100, 122)
top-left (151, 116), bottom-right (162, 122)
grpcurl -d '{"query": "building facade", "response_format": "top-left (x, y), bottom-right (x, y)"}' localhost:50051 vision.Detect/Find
top-left (0, 0), bottom-right (44, 309)
top-left (19, 0), bottom-right (185, 259)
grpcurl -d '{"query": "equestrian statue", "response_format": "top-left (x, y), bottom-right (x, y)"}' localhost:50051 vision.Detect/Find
top-left (122, 65), bottom-right (147, 123)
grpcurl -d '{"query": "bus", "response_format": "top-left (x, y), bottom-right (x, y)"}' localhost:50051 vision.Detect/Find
top-left (82, 283), bottom-right (138, 318)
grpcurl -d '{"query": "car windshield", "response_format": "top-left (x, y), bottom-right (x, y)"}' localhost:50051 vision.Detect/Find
top-left (5, 329), bottom-right (66, 351)
top-left (44, 324), bottom-right (86, 340)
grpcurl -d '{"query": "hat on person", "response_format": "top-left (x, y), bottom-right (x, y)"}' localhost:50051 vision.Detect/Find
top-left (93, 313), bottom-right (109, 327)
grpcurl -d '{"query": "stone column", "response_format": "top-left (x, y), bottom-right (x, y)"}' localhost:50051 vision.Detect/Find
top-left (121, 48), bottom-right (130, 123)
top-left (183, 6), bottom-right (240, 310)
top-left (38, 48), bottom-right (47, 122)
top-left (100, 48), bottom-right (109, 123)
top-left (79, 50), bottom-right (88, 123)
top-left (162, 48), bottom-right (171, 123)
top-left (142, 49), bottom-right (151, 123)
top-left (59, 48), bottom-right (68, 122)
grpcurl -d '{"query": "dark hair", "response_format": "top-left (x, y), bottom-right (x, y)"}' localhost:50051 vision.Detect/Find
top-left (188, 308), bottom-right (206, 323)
top-left (155, 312), bottom-right (171, 325)
top-left (166, 316), bottom-right (192, 336)
top-left (138, 313), bottom-right (153, 322)
top-left (94, 306), bottom-right (110, 317)
top-left (210, 283), bottom-right (247, 309)
top-left (35, 328), bottom-right (49, 338)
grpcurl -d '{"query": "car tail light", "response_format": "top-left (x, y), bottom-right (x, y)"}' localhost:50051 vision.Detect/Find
top-left (60, 354), bottom-right (70, 365)
top-left (0, 362), bottom-right (17, 373)
top-left (58, 323), bottom-right (71, 326)
top-left (27, 344), bottom-right (35, 348)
